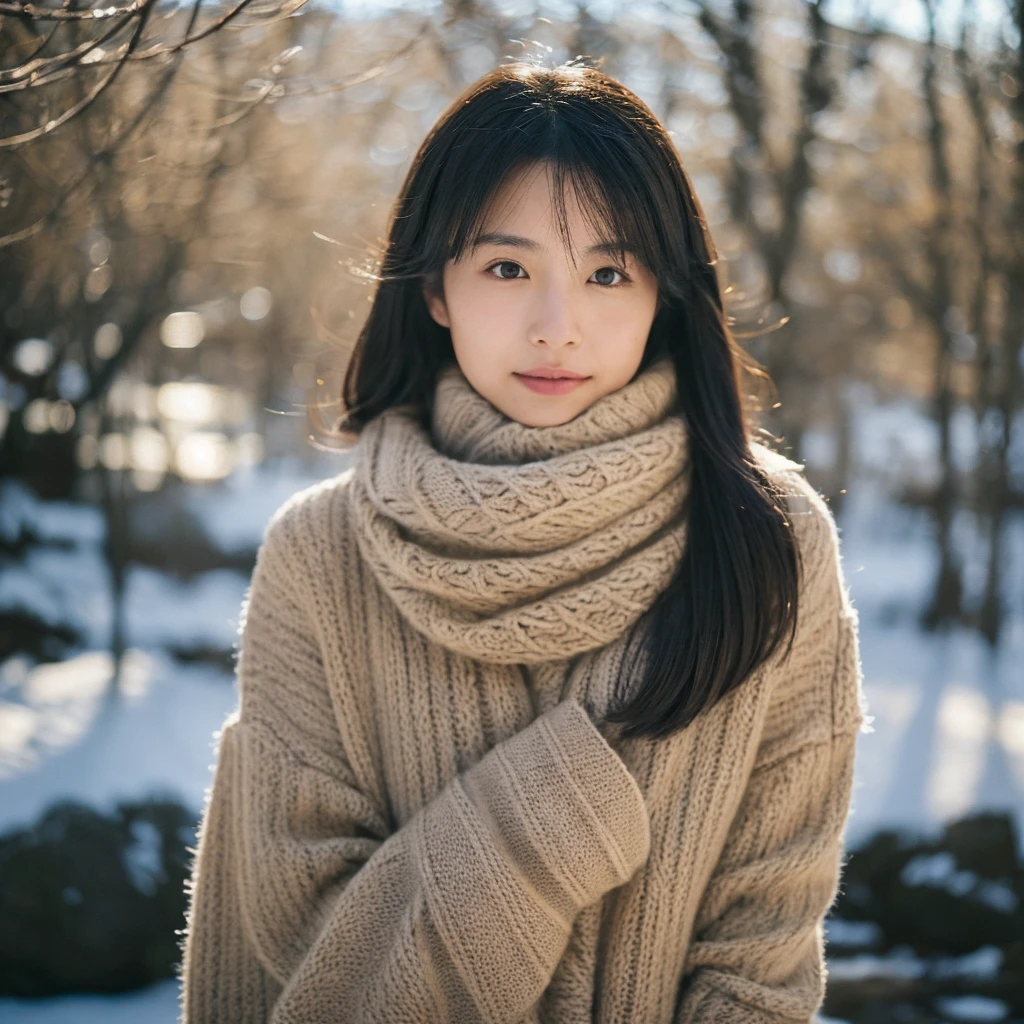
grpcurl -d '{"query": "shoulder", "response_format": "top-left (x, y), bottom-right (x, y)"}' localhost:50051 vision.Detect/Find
top-left (748, 445), bottom-right (865, 743)
top-left (748, 440), bottom-right (850, 610)
top-left (257, 464), bottom-right (358, 582)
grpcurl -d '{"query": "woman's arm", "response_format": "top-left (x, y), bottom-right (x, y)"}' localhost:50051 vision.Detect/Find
top-left (177, 499), bottom-right (651, 1024)
top-left (673, 476), bottom-right (868, 1024)
top-left (672, 623), bottom-right (861, 1022)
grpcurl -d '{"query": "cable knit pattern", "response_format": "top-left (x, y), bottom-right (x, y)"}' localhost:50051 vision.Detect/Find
top-left (350, 358), bottom-right (690, 663)
top-left (178, 358), bottom-right (870, 1024)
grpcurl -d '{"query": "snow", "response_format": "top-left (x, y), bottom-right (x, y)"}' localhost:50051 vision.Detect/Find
top-left (0, 982), bottom-right (860, 1024)
top-left (823, 916), bottom-right (883, 949)
top-left (835, 477), bottom-right (1024, 855)
top-left (0, 479), bottom-right (105, 547)
top-left (0, 454), bottom-right (351, 834)
top-left (827, 945), bottom-right (927, 981)
top-left (934, 994), bottom-right (1010, 1022)
top-left (848, 393), bottom-right (1024, 487)
top-left (0, 649), bottom-right (237, 834)
top-left (0, 980), bottom-right (181, 1023)
top-left (828, 945), bottom-right (1005, 989)
top-left (931, 946), bottom-right (1004, 981)
top-left (1, 533), bottom-right (108, 644)
top-left (974, 880), bottom-right (1020, 913)
top-left (1, 554), bottom-right (78, 633)
top-left (184, 455), bottom-right (350, 556)
top-left (123, 817), bottom-right (169, 896)
top-left (898, 853), bottom-right (1019, 912)
top-left (124, 567), bottom-right (249, 652)
top-left (0, 982), bottom-right (858, 1024)
top-left (1, 554), bottom-right (249, 653)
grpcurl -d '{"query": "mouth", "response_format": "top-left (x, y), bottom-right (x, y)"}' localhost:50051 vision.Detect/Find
top-left (516, 367), bottom-right (589, 380)
top-left (513, 369), bottom-right (592, 396)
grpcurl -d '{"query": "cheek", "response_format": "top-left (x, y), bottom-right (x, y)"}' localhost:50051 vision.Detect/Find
top-left (585, 296), bottom-right (657, 354)
top-left (448, 312), bottom-right (507, 389)
top-left (446, 281), bottom-right (523, 367)
top-left (445, 273), bottom-right (501, 330)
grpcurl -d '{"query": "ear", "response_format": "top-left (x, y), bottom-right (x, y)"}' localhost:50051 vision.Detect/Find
top-left (422, 274), bottom-right (451, 329)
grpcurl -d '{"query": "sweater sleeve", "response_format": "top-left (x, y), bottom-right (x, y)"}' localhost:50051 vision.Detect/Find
top-left (177, 501), bottom-right (651, 1024)
top-left (673, 478), bottom-right (868, 1024)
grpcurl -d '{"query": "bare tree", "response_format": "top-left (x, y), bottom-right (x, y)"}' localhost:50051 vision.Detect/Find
top-left (978, 0), bottom-right (1024, 644)
top-left (1, 3), bottom-right (423, 693)
top-left (680, 0), bottom-right (845, 459)
top-left (0, 0), bottom-right (309, 147)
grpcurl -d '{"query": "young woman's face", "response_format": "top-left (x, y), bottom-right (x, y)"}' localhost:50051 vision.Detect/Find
top-left (423, 161), bottom-right (661, 427)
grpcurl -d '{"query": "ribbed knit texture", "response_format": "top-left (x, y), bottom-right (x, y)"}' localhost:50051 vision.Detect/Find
top-left (178, 357), bottom-right (869, 1024)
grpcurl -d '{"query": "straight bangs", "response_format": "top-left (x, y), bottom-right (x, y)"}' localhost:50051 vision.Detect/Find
top-left (452, 159), bottom-right (650, 279)
top-left (443, 157), bottom-right (666, 291)
top-left (393, 89), bottom-right (700, 300)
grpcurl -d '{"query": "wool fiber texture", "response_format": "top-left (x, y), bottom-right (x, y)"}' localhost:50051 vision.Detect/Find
top-left (179, 357), bottom-right (868, 1023)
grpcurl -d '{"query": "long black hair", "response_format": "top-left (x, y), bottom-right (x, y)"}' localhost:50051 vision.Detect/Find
top-left (337, 60), bottom-right (800, 741)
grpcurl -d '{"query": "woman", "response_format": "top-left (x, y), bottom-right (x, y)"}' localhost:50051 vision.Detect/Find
top-left (178, 59), bottom-right (868, 1023)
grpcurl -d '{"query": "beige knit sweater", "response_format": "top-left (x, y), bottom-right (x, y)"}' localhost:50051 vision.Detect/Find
top-left (178, 358), bottom-right (868, 1023)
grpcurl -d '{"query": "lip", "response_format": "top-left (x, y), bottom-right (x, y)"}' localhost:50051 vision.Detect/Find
top-left (517, 366), bottom-right (590, 379)
top-left (513, 368), bottom-right (592, 396)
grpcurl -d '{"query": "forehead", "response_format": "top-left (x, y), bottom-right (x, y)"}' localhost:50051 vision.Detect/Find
top-left (477, 160), bottom-right (618, 247)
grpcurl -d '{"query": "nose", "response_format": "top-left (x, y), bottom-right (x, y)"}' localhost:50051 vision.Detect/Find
top-left (526, 281), bottom-right (582, 349)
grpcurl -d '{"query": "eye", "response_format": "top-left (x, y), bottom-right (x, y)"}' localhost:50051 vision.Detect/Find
top-left (590, 266), bottom-right (629, 287)
top-left (486, 260), bottom-right (526, 280)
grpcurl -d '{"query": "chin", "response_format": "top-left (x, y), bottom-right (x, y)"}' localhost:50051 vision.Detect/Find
top-left (472, 376), bottom-right (595, 428)
top-left (500, 398), bottom-right (588, 428)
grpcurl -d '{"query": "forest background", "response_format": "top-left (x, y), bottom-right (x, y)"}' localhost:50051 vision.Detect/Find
top-left (1, 0), bottom-right (1023, 1020)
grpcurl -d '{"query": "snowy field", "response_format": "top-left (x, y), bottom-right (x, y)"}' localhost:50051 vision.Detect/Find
top-left (1, 397), bottom-right (1022, 1021)
top-left (839, 483), bottom-right (1024, 853)
top-left (0, 980), bottom-right (183, 1022)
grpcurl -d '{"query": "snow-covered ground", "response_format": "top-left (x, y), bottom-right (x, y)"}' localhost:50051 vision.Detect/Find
top-left (0, 983), bottom-right (855, 1024)
top-left (0, 649), bottom-right (235, 832)
top-left (837, 478), bottom-right (1024, 853)
top-left (0, 455), bottom-right (345, 832)
top-left (0, 980), bottom-right (182, 1023)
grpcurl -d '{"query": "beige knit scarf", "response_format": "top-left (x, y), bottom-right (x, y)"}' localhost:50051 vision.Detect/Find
top-left (349, 357), bottom-right (691, 666)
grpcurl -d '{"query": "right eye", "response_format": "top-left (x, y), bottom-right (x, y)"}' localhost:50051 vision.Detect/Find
top-left (486, 260), bottom-right (526, 280)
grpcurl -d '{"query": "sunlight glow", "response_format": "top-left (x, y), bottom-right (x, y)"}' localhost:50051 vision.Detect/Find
top-left (130, 427), bottom-right (170, 473)
top-left (240, 287), bottom-right (272, 321)
top-left (175, 431), bottom-right (234, 481)
top-left (160, 311), bottom-right (205, 349)
top-left (157, 382), bottom-right (224, 425)
top-left (929, 686), bottom-right (989, 819)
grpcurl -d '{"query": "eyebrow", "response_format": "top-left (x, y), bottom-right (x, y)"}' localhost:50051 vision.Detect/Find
top-left (469, 232), bottom-right (636, 258)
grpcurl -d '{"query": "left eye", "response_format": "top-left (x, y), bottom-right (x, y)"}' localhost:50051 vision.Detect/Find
top-left (591, 267), bottom-right (625, 286)
top-left (488, 260), bottom-right (525, 280)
